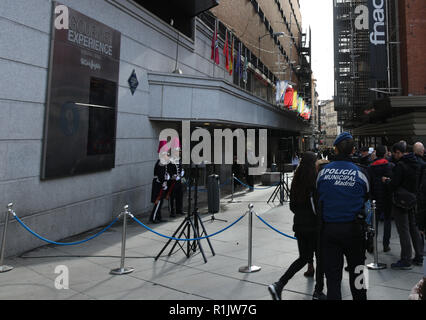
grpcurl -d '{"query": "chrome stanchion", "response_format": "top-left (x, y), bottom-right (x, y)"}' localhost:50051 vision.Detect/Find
top-left (0, 203), bottom-right (14, 273)
top-left (228, 174), bottom-right (236, 203)
top-left (231, 174), bottom-right (235, 202)
top-left (110, 205), bottom-right (134, 275)
top-left (367, 200), bottom-right (387, 270)
top-left (239, 204), bottom-right (261, 273)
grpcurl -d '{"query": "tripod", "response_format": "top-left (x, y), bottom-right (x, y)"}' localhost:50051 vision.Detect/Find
top-left (267, 172), bottom-right (290, 205)
top-left (155, 163), bottom-right (215, 263)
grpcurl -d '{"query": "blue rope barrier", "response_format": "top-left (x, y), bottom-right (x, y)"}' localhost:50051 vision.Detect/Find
top-left (129, 213), bottom-right (246, 242)
top-left (12, 212), bottom-right (120, 246)
top-left (233, 177), bottom-right (280, 190)
top-left (254, 213), bottom-right (297, 240)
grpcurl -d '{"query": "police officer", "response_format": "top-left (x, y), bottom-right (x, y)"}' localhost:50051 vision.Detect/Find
top-left (316, 132), bottom-right (369, 300)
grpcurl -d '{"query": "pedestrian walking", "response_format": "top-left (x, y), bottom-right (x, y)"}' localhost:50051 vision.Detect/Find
top-left (268, 152), bottom-right (326, 301)
top-left (316, 132), bottom-right (369, 300)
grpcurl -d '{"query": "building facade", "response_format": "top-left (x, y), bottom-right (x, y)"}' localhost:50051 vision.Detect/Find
top-left (0, 0), bottom-right (312, 256)
top-left (334, 0), bottom-right (426, 146)
top-left (319, 100), bottom-right (341, 147)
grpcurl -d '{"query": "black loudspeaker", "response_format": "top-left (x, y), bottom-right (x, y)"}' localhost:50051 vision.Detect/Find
top-left (207, 174), bottom-right (220, 214)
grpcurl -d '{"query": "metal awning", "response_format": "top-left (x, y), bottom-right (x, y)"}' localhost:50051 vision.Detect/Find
top-left (352, 112), bottom-right (426, 136)
top-left (134, 0), bottom-right (219, 18)
top-left (390, 96), bottom-right (426, 108)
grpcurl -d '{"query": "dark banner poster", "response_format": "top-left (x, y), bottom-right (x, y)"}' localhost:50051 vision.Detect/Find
top-left (368, 0), bottom-right (388, 85)
top-left (42, 2), bottom-right (121, 179)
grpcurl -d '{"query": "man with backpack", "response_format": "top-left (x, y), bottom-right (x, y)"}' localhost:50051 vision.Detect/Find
top-left (383, 142), bottom-right (423, 269)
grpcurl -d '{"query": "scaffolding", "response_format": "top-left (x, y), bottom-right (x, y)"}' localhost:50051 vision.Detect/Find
top-left (333, 0), bottom-right (372, 127)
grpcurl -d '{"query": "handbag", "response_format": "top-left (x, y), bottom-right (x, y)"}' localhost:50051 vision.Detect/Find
top-left (392, 186), bottom-right (417, 210)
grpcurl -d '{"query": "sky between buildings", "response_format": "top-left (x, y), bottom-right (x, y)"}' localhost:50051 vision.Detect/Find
top-left (300, 0), bottom-right (334, 101)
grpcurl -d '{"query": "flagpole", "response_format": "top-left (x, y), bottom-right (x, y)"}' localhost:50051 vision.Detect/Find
top-left (213, 19), bottom-right (217, 78)
top-left (238, 42), bottom-right (241, 87)
top-left (244, 47), bottom-right (247, 91)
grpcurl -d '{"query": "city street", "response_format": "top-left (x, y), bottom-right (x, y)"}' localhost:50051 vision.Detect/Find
top-left (0, 184), bottom-right (422, 300)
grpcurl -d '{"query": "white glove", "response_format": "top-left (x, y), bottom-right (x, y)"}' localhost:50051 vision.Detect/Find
top-left (162, 182), bottom-right (168, 190)
top-left (165, 173), bottom-right (170, 181)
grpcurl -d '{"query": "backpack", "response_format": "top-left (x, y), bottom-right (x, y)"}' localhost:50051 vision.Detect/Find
top-left (393, 187), bottom-right (417, 210)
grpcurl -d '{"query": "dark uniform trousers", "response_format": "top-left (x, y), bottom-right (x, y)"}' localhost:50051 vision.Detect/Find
top-left (321, 222), bottom-right (367, 300)
top-left (170, 181), bottom-right (183, 215)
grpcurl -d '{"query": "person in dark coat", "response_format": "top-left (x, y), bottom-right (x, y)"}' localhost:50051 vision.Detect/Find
top-left (317, 132), bottom-right (369, 300)
top-left (359, 146), bottom-right (371, 168)
top-left (268, 152), bottom-right (326, 301)
top-left (150, 140), bottom-right (172, 223)
top-left (169, 137), bottom-right (184, 217)
top-left (383, 142), bottom-right (423, 269)
top-left (368, 145), bottom-right (394, 252)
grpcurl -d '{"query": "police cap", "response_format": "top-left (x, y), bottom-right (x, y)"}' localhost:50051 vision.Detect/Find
top-left (333, 132), bottom-right (353, 146)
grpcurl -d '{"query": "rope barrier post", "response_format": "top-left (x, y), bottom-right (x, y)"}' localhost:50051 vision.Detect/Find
top-left (0, 203), bottom-right (14, 273)
top-left (231, 173), bottom-right (235, 202)
top-left (367, 200), bottom-right (387, 270)
top-left (239, 204), bottom-right (261, 273)
top-left (110, 205), bottom-right (134, 275)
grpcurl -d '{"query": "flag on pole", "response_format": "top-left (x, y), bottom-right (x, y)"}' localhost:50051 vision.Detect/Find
top-left (283, 87), bottom-right (294, 109)
top-left (297, 97), bottom-right (303, 114)
top-left (243, 48), bottom-right (248, 84)
top-left (211, 20), bottom-right (219, 65)
top-left (236, 42), bottom-right (241, 80)
top-left (224, 29), bottom-right (229, 71)
top-left (276, 81), bottom-right (289, 106)
top-left (292, 91), bottom-right (298, 111)
top-left (229, 35), bottom-right (234, 75)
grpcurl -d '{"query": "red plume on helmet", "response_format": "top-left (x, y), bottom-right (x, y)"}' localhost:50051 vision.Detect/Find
top-left (158, 140), bottom-right (169, 153)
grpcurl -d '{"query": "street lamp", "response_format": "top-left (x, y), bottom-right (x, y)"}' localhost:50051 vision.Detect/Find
top-left (258, 32), bottom-right (285, 65)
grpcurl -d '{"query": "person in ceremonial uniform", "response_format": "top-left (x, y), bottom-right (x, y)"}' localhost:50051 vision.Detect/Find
top-left (169, 137), bottom-right (185, 217)
top-left (150, 140), bottom-right (171, 223)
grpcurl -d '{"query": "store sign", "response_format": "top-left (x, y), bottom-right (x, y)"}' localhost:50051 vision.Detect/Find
top-left (354, 0), bottom-right (388, 84)
top-left (368, 0), bottom-right (388, 84)
top-left (42, 2), bottom-right (121, 179)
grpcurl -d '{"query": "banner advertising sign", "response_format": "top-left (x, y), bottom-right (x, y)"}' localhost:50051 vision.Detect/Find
top-left (42, 2), bottom-right (121, 179)
top-left (368, 0), bottom-right (388, 84)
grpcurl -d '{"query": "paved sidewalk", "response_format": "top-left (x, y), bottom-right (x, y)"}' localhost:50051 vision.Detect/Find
top-left (0, 184), bottom-right (423, 300)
